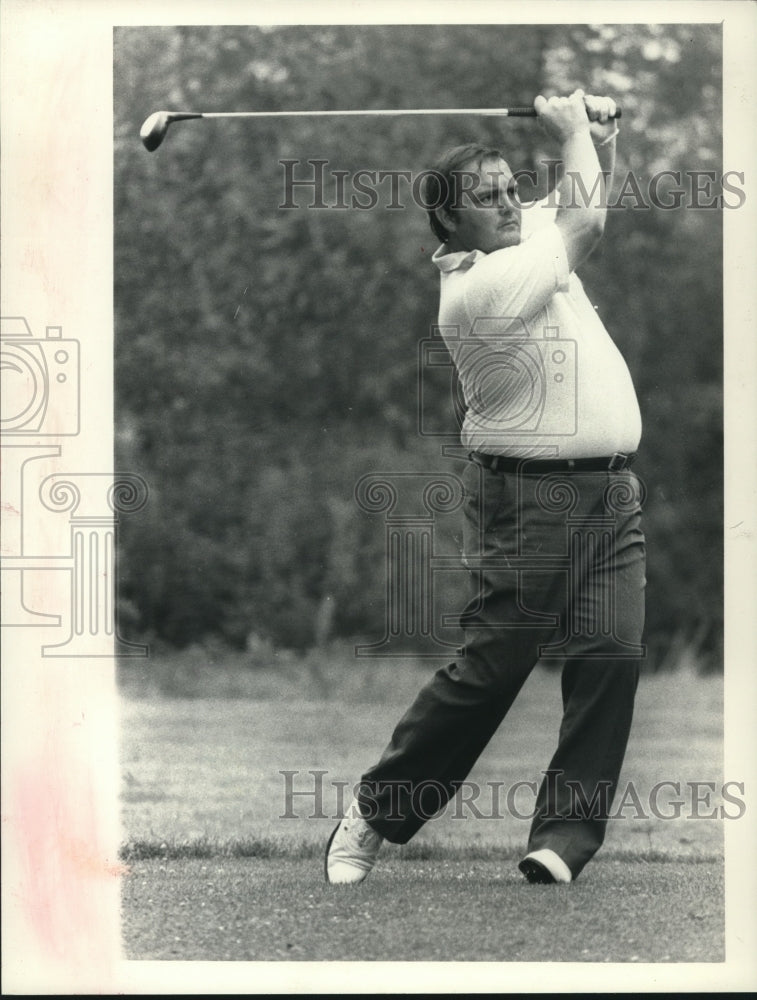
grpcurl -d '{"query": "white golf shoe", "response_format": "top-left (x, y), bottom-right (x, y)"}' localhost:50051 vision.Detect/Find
top-left (324, 801), bottom-right (383, 884)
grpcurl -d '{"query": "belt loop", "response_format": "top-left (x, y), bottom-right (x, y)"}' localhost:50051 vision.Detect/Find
top-left (609, 452), bottom-right (627, 471)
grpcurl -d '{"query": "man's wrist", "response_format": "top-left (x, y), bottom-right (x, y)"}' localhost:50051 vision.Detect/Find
top-left (560, 126), bottom-right (593, 150)
top-left (593, 127), bottom-right (619, 148)
top-left (561, 122), bottom-right (592, 141)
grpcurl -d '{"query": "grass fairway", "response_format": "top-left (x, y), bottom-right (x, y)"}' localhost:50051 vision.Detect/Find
top-left (119, 658), bottom-right (725, 963)
top-left (121, 858), bottom-right (723, 963)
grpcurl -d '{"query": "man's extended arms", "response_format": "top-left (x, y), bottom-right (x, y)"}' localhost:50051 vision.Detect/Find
top-left (534, 90), bottom-right (616, 271)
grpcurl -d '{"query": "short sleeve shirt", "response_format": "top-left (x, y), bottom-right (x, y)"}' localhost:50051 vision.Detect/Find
top-left (431, 199), bottom-right (642, 458)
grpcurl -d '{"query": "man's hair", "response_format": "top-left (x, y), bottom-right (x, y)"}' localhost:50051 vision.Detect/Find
top-left (422, 143), bottom-right (504, 244)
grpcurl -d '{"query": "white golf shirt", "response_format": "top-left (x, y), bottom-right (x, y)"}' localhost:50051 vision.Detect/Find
top-left (431, 198), bottom-right (642, 459)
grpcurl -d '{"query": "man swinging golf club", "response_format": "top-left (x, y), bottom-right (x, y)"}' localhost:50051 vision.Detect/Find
top-left (326, 90), bottom-right (646, 886)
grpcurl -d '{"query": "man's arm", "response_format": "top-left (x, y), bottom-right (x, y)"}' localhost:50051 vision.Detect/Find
top-left (538, 96), bottom-right (617, 209)
top-left (593, 125), bottom-right (617, 180)
top-left (534, 90), bottom-right (615, 272)
top-left (588, 93), bottom-right (618, 189)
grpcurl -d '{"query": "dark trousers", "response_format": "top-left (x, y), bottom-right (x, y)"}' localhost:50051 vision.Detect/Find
top-left (358, 459), bottom-right (646, 879)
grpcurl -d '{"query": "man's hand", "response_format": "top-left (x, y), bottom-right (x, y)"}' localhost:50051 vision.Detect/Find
top-left (534, 89), bottom-right (592, 143)
top-left (534, 90), bottom-right (618, 143)
top-left (583, 94), bottom-right (618, 143)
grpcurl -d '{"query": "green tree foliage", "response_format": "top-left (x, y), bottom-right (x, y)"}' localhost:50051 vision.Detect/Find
top-left (114, 24), bottom-right (723, 668)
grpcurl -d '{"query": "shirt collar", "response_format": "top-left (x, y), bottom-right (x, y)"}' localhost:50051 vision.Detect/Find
top-left (431, 244), bottom-right (487, 273)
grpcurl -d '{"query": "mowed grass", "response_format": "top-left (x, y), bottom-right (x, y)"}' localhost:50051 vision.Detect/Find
top-left (119, 656), bottom-right (725, 961)
top-left (121, 858), bottom-right (724, 962)
top-left (119, 657), bottom-right (723, 857)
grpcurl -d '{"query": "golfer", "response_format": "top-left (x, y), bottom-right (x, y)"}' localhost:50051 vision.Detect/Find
top-left (326, 90), bottom-right (646, 885)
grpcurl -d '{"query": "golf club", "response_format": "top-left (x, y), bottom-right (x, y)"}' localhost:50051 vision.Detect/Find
top-left (140, 105), bottom-right (622, 152)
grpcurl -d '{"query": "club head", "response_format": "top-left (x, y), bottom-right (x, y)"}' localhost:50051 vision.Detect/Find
top-left (140, 111), bottom-right (173, 151)
top-left (139, 111), bottom-right (203, 152)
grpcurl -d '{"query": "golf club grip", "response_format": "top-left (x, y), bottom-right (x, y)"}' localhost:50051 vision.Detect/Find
top-left (506, 106), bottom-right (622, 119)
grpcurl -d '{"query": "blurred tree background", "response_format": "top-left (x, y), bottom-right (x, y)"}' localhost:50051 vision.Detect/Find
top-left (114, 23), bottom-right (723, 670)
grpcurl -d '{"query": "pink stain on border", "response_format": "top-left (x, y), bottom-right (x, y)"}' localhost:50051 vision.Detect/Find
top-left (11, 751), bottom-right (124, 982)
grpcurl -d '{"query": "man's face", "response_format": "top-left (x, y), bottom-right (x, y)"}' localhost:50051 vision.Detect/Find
top-left (444, 156), bottom-right (522, 254)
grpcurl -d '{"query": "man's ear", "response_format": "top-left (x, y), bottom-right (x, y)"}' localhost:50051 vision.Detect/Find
top-left (434, 205), bottom-right (457, 238)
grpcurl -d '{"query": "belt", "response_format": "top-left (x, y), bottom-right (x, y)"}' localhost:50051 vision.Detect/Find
top-left (469, 451), bottom-right (636, 474)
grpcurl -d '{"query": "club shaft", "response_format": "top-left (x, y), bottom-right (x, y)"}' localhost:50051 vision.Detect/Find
top-left (178, 106), bottom-right (620, 119)
top-left (197, 107), bottom-right (538, 118)
top-left (141, 105), bottom-right (621, 151)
